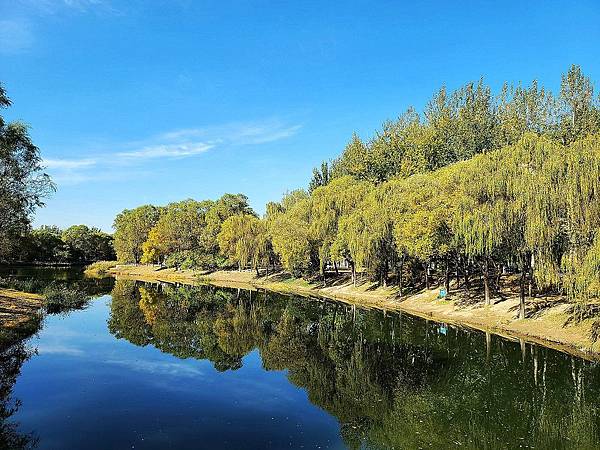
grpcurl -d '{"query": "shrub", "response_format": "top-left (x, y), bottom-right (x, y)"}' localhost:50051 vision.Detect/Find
top-left (43, 285), bottom-right (90, 313)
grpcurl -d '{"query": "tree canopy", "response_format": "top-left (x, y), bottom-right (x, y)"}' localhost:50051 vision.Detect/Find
top-left (0, 83), bottom-right (54, 262)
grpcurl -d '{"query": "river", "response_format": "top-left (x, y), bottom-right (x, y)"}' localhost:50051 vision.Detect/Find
top-left (0, 267), bottom-right (599, 449)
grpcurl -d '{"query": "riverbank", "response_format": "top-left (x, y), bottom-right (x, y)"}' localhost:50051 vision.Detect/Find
top-left (0, 288), bottom-right (44, 328)
top-left (109, 264), bottom-right (600, 360)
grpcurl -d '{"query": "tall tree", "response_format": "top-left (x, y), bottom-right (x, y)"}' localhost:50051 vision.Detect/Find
top-left (559, 65), bottom-right (599, 143)
top-left (113, 205), bottom-right (160, 263)
top-left (0, 83), bottom-right (54, 261)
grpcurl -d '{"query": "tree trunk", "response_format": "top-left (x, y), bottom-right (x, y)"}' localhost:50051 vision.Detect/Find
top-left (495, 264), bottom-right (502, 291)
top-left (398, 258), bottom-right (404, 298)
top-left (333, 261), bottom-right (339, 276)
top-left (424, 262), bottom-right (430, 290)
top-left (519, 261), bottom-right (526, 320)
top-left (444, 255), bottom-right (450, 293)
top-left (528, 253), bottom-right (534, 297)
top-left (350, 260), bottom-right (356, 287)
top-left (238, 261), bottom-right (241, 272)
top-left (455, 254), bottom-right (461, 289)
top-left (483, 257), bottom-right (491, 306)
top-left (256, 266), bottom-right (260, 277)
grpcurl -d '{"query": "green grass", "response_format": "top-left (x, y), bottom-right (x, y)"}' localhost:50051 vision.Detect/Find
top-left (84, 260), bottom-right (118, 277)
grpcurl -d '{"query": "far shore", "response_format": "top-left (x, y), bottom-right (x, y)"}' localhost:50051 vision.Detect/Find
top-left (108, 263), bottom-right (600, 361)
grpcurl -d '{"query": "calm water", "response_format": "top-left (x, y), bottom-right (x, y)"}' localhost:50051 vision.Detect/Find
top-left (1, 269), bottom-right (600, 449)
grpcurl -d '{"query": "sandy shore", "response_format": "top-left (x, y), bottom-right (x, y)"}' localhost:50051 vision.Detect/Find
top-left (109, 264), bottom-right (600, 360)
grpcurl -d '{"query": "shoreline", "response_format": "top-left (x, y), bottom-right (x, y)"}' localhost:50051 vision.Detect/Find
top-left (0, 288), bottom-right (44, 329)
top-left (109, 264), bottom-right (600, 361)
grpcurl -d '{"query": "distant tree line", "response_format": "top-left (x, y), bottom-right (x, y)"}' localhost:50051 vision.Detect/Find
top-left (8, 225), bottom-right (115, 264)
top-left (108, 65), bottom-right (600, 311)
top-left (113, 194), bottom-right (254, 269)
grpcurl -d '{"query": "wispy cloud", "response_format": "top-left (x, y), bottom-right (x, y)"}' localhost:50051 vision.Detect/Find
top-left (44, 119), bottom-right (302, 185)
top-left (0, 20), bottom-right (34, 54)
top-left (159, 120), bottom-right (302, 146)
top-left (4, 1), bottom-right (117, 54)
top-left (17, 0), bottom-right (115, 14)
top-left (106, 358), bottom-right (205, 378)
top-left (36, 343), bottom-right (84, 356)
top-left (117, 142), bottom-right (215, 160)
top-left (44, 158), bottom-right (97, 169)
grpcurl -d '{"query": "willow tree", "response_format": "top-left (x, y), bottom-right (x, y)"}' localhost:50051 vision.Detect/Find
top-left (452, 153), bottom-right (513, 306)
top-left (203, 193), bottom-right (254, 256)
top-left (309, 176), bottom-right (372, 281)
top-left (269, 196), bottom-right (314, 276)
top-left (333, 188), bottom-right (396, 287)
top-left (558, 135), bottom-right (600, 303)
top-left (390, 172), bottom-right (456, 294)
top-left (218, 214), bottom-right (270, 275)
top-left (504, 135), bottom-right (565, 318)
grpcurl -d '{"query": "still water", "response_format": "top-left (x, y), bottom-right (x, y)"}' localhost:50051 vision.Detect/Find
top-left (1, 269), bottom-right (600, 449)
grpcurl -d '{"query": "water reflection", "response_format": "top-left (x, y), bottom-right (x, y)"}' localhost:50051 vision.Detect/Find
top-left (108, 280), bottom-right (600, 449)
top-left (0, 325), bottom-right (40, 449)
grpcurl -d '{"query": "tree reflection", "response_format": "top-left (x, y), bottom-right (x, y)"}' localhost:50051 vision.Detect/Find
top-left (108, 280), bottom-right (600, 448)
top-left (0, 325), bottom-right (41, 449)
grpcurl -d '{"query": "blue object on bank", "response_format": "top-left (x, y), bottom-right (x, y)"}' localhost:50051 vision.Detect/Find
top-left (439, 289), bottom-right (447, 298)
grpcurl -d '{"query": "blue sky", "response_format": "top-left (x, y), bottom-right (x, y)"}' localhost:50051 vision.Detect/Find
top-left (1, 0), bottom-right (599, 231)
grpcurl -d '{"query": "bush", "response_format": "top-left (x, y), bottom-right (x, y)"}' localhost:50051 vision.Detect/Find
top-left (0, 276), bottom-right (47, 294)
top-left (43, 285), bottom-right (90, 313)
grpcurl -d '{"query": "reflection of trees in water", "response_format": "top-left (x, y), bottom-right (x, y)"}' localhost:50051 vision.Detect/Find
top-left (0, 328), bottom-right (40, 449)
top-left (108, 280), bottom-right (600, 448)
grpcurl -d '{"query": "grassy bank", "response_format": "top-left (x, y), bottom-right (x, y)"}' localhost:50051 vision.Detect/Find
top-left (0, 288), bottom-right (44, 329)
top-left (109, 264), bottom-right (600, 360)
top-left (84, 260), bottom-right (118, 278)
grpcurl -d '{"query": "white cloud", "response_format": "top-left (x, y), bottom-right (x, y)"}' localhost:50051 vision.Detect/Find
top-left (36, 343), bottom-right (84, 356)
top-left (0, 20), bottom-right (34, 54)
top-left (106, 358), bottom-right (205, 377)
top-left (44, 158), bottom-right (97, 169)
top-left (117, 142), bottom-right (215, 159)
top-left (44, 119), bottom-right (302, 185)
top-left (232, 123), bottom-right (302, 144)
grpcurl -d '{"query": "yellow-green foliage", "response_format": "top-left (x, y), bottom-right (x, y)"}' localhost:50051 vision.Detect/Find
top-left (84, 260), bottom-right (117, 277)
top-left (114, 66), bottom-right (600, 304)
top-left (218, 214), bottom-right (269, 271)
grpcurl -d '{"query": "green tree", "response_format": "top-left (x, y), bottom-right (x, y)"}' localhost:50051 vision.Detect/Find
top-left (218, 214), bottom-right (271, 275)
top-left (61, 225), bottom-right (114, 262)
top-left (309, 176), bottom-right (372, 281)
top-left (0, 83), bottom-right (54, 262)
top-left (141, 199), bottom-right (213, 267)
top-left (113, 205), bottom-right (161, 263)
top-left (559, 65), bottom-right (599, 143)
top-left (308, 161), bottom-right (332, 193)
